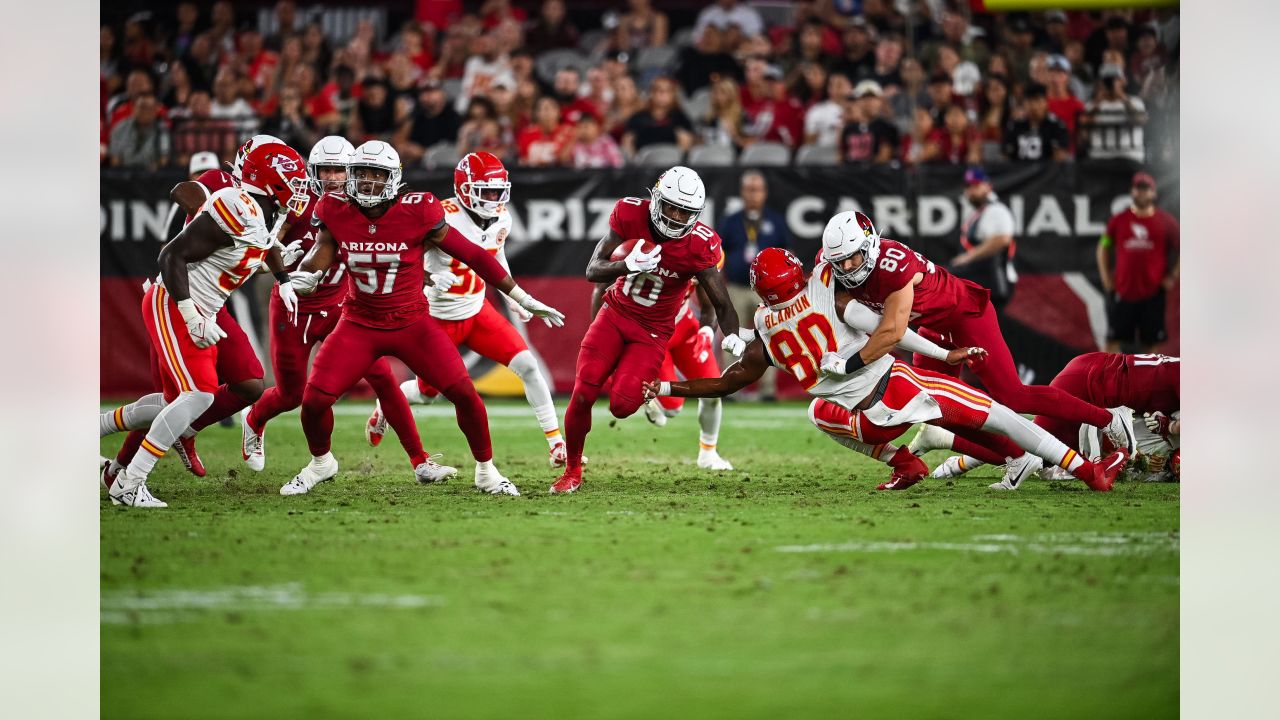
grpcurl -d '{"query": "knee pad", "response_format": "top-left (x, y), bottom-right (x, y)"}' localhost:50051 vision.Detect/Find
top-left (507, 350), bottom-right (539, 380)
top-left (808, 398), bottom-right (850, 433)
top-left (608, 376), bottom-right (644, 419)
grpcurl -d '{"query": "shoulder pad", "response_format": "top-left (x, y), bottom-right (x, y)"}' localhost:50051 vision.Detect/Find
top-left (205, 186), bottom-right (265, 239)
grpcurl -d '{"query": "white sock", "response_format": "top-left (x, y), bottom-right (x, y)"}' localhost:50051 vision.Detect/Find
top-left (698, 398), bottom-right (721, 452)
top-left (99, 393), bottom-right (166, 438)
top-left (509, 350), bottom-right (562, 448)
top-left (400, 378), bottom-right (426, 404)
top-left (982, 403), bottom-right (1084, 473)
top-left (124, 391), bottom-right (214, 483)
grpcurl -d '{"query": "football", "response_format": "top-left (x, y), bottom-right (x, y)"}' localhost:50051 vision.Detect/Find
top-left (611, 238), bottom-right (659, 261)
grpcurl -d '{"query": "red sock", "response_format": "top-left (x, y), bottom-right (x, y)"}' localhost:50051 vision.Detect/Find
top-left (563, 385), bottom-right (598, 469)
top-left (368, 374), bottom-right (426, 467)
top-left (188, 384), bottom-right (253, 432)
top-left (115, 429), bottom-right (146, 466)
top-left (950, 427), bottom-right (1024, 466)
top-left (300, 388), bottom-right (336, 457)
top-left (438, 381), bottom-right (493, 462)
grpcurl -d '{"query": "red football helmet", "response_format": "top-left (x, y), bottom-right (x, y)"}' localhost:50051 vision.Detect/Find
top-left (239, 143), bottom-right (310, 216)
top-left (454, 151), bottom-right (511, 219)
top-left (750, 247), bottom-right (807, 307)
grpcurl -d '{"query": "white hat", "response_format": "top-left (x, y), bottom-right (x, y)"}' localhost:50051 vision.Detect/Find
top-left (188, 151), bottom-right (219, 176)
top-left (952, 61), bottom-right (981, 96)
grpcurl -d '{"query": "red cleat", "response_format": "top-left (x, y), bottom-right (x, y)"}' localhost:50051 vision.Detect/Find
top-left (101, 459), bottom-right (119, 489)
top-left (878, 446), bottom-right (928, 490)
top-left (550, 466), bottom-right (583, 494)
top-left (1084, 449), bottom-right (1129, 491)
top-left (365, 406), bottom-right (387, 447)
top-left (173, 435), bottom-right (207, 477)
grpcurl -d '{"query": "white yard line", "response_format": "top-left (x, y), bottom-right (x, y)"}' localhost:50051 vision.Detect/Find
top-left (776, 531), bottom-right (1179, 557)
top-left (101, 583), bottom-right (444, 625)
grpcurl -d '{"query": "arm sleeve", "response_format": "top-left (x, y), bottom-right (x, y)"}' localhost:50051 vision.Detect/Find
top-left (840, 299), bottom-right (884, 333)
top-left (895, 328), bottom-right (951, 362)
top-left (436, 225), bottom-right (511, 287)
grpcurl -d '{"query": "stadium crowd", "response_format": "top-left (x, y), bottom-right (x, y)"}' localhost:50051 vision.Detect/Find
top-left (101, 0), bottom-right (1179, 172)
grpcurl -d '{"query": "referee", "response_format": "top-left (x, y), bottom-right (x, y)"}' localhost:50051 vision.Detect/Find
top-left (951, 167), bottom-right (1017, 312)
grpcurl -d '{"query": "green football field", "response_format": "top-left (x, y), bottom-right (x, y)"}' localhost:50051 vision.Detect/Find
top-left (100, 399), bottom-right (1178, 719)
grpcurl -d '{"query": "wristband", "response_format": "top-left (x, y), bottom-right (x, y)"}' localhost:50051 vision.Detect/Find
top-left (843, 352), bottom-right (867, 374)
top-left (658, 381), bottom-right (672, 396)
top-left (274, 271), bottom-right (291, 285)
top-left (176, 298), bottom-right (201, 324)
top-left (509, 286), bottom-right (529, 304)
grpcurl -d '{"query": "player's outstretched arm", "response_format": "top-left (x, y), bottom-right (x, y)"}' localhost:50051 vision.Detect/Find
top-left (857, 283), bottom-right (913, 365)
top-left (645, 338), bottom-right (768, 400)
top-left (695, 266), bottom-right (741, 340)
top-left (835, 293), bottom-right (986, 366)
top-left (584, 230), bottom-right (633, 283)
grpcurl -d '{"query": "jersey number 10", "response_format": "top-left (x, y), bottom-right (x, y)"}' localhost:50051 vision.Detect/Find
top-left (768, 313), bottom-right (838, 389)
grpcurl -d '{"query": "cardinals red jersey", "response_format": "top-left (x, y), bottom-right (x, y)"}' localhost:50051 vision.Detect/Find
top-left (846, 238), bottom-right (991, 328)
top-left (314, 190), bottom-right (446, 329)
top-left (1077, 352), bottom-right (1180, 414)
top-left (602, 197), bottom-right (723, 338)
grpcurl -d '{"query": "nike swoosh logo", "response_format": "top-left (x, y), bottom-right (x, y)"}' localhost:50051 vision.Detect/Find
top-left (1105, 455), bottom-right (1124, 472)
top-left (709, 243), bottom-right (719, 251)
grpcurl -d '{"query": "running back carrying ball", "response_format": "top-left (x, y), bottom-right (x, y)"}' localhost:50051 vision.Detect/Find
top-left (611, 239), bottom-right (660, 261)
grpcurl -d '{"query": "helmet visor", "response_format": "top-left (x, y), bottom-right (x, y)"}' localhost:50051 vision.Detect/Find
top-left (653, 195), bottom-right (701, 238)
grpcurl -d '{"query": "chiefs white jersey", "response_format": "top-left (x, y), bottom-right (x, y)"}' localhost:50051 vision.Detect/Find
top-left (423, 196), bottom-right (512, 321)
top-left (754, 263), bottom-right (894, 412)
top-left (163, 186), bottom-right (274, 315)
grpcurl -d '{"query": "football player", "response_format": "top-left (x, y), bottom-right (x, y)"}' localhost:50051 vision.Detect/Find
top-left (363, 152), bottom-right (567, 465)
top-left (644, 247), bottom-right (1131, 492)
top-left (240, 136), bottom-right (426, 472)
top-left (551, 166), bottom-right (744, 494)
top-left (821, 210), bottom-right (1138, 457)
top-left (285, 141), bottom-right (564, 497)
top-left (106, 142), bottom-right (310, 507)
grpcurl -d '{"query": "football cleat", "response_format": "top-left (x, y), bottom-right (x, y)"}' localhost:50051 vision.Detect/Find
top-left (474, 462), bottom-right (519, 496)
top-left (1039, 464), bottom-right (1076, 482)
top-left (908, 423), bottom-right (955, 456)
top-left (108, 471), bottom-right (168, 508)
top-left (366, 405), bottom-right (388, 447)
top-left (990, 454), bottom-right (1043, 491)
top-left (879, 446), bottom-right (928, 490)
top-left (550, 466), bottom-right (583, 494)
top-left (100, 458), bottom-right (119, 490)
top-left (1083, 449), bottom-right (1129, 492)
top-left (1098, 407), bottom-right (1137, 456)
top-left (930, 455), bottom-right (974, 479)
top-left (697, 448), bottom-right (734, 471)
top-left (173, 434), bottom-right (207, 477)
top-left (415, 456), bottom-right (458, 484)
top-left (642, 397), bottom-right (668, 427)
top-left (281, 453), bottom-right (339, 496)
top-left (241, 414), bottom-right (265, 472)
top-left (549, 443), bottom-right (587, 467)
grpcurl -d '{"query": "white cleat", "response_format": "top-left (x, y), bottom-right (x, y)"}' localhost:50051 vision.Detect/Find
top-left (1101, 406), bottom-right (1137, 455)
top-left (643, 397), bottom-right (668, 427)
top-left (930, 455), bottom-right (971, 479)
top-left (281, 453), bottom-right (338, 496)
top-left (697, 448), bottom-right (734, 471)
top-left (548, 443), bottom-right (587, 467)
top-left (108, 471), bottom-right (168, 508)
top-left (1039, 464), bottom-right (1075, 482)
top-left (474, 461), bottom-right (520, 496)
top-left (242, 414), bottom-right (265, 471)
top-left (909, 423), bottom-right (956, 456)
top-left (365, 405), bottom-right (388, 447)
top-left (989, 454), bottom-right (1043, 491)
top-left (415, 455), bottom-right (458, 484)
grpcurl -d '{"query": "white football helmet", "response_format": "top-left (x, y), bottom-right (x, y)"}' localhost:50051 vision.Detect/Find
top-left (346, 141), bottom-right (404, 207)
top-left (649, 166), bottom-right (706, 239)
top-left (821, 210), bottom-right (881, 288)
top-left (232, 134), bottom-right (285, 183)
top-left (307, 136), bottom-right (355, 195)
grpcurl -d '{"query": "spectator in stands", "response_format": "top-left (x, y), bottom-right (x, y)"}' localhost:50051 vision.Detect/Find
top-left (266, 0), bottom-right (300, 51)
top-left (1087, 16), bottom-right (1132, 71)
top-left (790, 62), bottom-right (828, 108)
top-left (718, 170), bottom-right (788, 400)
top-left (160, 60), bottom-right (195, 110)
top-left (456, 33), bottom-right (514, 113)
top-left (1046, 55), bottom-right (1085, 150)
top-left (236, 31), bottom-right (279, 94)
top-left (271, 37), bottom-right (305, 99)
top-left (552, 68), bottom-right (598, 124)
top-left (525, 0), bottom-right (580, 55)
top-left (317, 65), bottom-right (360, 138)
top-left (1098, 171), bottom-right (1179, 352)
top-left (563, 111), bottom-right (624, 169)
top-left (614, 0), bottom-right (669, 53)
top-left (977, 74), bottom-right (1011, 146)
top-left (936, 104), bottom-right (981, 165)
top-left (432, 33), bottom-right (471, 81)
top-left (862, 0), bottom-right (906, 36)
top-left (481, 0), bottom-right (526, 29)
top-left (888, 57), bottom-right (927, 125)
top-left (395, 79), bottom-right (462, 166)
top-left (186, 32), bottom-right (222, 91)
top-left (925, 71), bottom-right (953, 126)
top-left (260, 83), bottom-right (318, 152)
top-left (1079, 63), bottom-right (1147, 161)
top-left (954, 167), bottom-right (1018, 311)
top-left (804, 72), bottom-right (852, 147)
top-left (171, 2), bottom-right (201, 61)
top-left (1042, 10), bottom-right (1069, 53)
top-left (121, 13), bottom-right (157, 69)
top-left (188, 150), bottom-right (219, 180)
top-left (1004, 15), bottom-right (1036, 85)
top-left (870, 35), bottom-right (904, 93)
top-left (839, 80), bottom-right (898, 165)
top-left (101, 25), bottom-right (122, 95)
top-left (492, 18), bottom-right (526, 61)
top-left (987, 52), bottom-right (1012, 80)
top-left (210, 71), bottom-right (258, 137)
top-left (675, 24), bottom-right (741, 93)
top-left (508, 49), bottom-right (537, 88)
top-left (695, 0), bottom-right (764, 41)
top-left (456, 96), bottom-right (514, 159)
top-left (1129, 23), bottom-right (1164, 89)
top-left (784, 20), bottom-right (833, 77)
top-left (109, 94), bottom-right (170, 170)
top-left (294, 64), bottom-right (340, 131)
top-left (107, 69), bottom-right (159, 133)
top-left (301, 24), bottom-right (332, 77)
top-left (518, 96), bottom-right (572, 166)
top-left (605, 75), bottom-right (644, 140)
top-left (512, 77), bottom-right (540, 130)
top-left (582, 68), bottom-right (613, 115)
top-left (923, 9), bottom-right (990, 72)
top-left (352, 80), bottom-right (401, 142)
top-left (488, 76), bottom-right (520, 131)
top-left (741, 60), bottom-right (804, 147)
top-left (1028, 52), bottom-right (1051, 89)
top-left (622, 76), bottom-right (695, 157)
top-left (832, 19), bottom-right (875, 82)
top-left (208, 1), bottom-right (236, 57)
top-left (171, 91), bottom-right (227, 165)
top-left (1003, 83), bottom-right (1069, 162)
top-left (386, 52), bottom-right (422, 101)
top-left (397, 22), bottom-right (436, 75)
top-left (699, 77), bottom-right (748, 150)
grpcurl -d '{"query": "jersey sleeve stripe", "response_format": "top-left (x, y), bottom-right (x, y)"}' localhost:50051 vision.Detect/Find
top-left (212, 198), bottom-right (245, 235)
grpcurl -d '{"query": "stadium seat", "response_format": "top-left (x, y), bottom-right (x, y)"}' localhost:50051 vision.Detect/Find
top-left (739, 142), bottom-right (791, 166)
top-left (633, 144), bottom-right (684, 166)
top-left (535, 48), bottom-right (592, 85)
top-left (423, 143), bottom-right (459, 170)
top-left (688, 145), bottom-right (736, 166)
top-left (795, 143), bottom-right (839, 166)
top-left (441, 78), bottom-right (462, 104)
top-left (578, 28), bottom-right (608, 57)
top-left (635, 45), bottom-right (678, 73)
top-left (670, 27), bottom-right (695, 47)
top-left (685, 87), bottom-right (713, 124)
top-left (982, 141), bottom-right (1006, 163)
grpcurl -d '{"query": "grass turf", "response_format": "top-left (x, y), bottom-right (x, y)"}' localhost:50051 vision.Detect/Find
top-left (101, 400), bottom-right (1178, 719)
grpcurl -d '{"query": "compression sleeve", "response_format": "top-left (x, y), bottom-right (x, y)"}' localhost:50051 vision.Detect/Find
top-left (841, 299), bottom-right (949, 362)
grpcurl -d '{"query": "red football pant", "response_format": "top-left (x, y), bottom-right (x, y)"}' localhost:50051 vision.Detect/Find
top-left (415, 301), bottom-right (529, 397)
top-left (249, 292), bottom-right (424, 465)
top-left (912, 303), bottom-right (1112, 428)
top-left (301, 313), bottom-right (493, 462)
top-left (656, 310), bottom-right (720, 413)
top-left (186, 303), bottom-right (266, 432)
top-left (564, 304), bottom-right (668, 467)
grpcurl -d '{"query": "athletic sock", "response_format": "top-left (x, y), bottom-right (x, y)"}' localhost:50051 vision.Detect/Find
top-left (507, 351), bottom-right (562, 448)
top-left (124, 391), bottom-right (214, 482)
top-left (697, 398), bottom-right (721, 451)
top-left (100, 393), bottom-right (166, 438)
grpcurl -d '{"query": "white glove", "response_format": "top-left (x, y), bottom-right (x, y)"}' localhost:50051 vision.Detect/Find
top-left (280, 239), bottom-right (306, 267)
top-left (289, 269), bottom-right (324, 295)
top-left (819, 351), bottom-right (847, 377)
top-left (277, 281), bottom-right (299, 325)
top-left (721, 332), bottom-right (746, 357)
top-left (177, 299), bottom-right (225, 349)
top-left (624, 242), bottom-right (662, 273)
top-left (427, 270), bottom-right (461, 291)
top-left (510, 287), bottom-right (565, 328)
top-left (504, 295), bottom-right (534, 323)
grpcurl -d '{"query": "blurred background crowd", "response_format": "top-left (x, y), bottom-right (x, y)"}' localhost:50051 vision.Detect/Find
top-left (101, 0), bottom-right (1179, 172)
